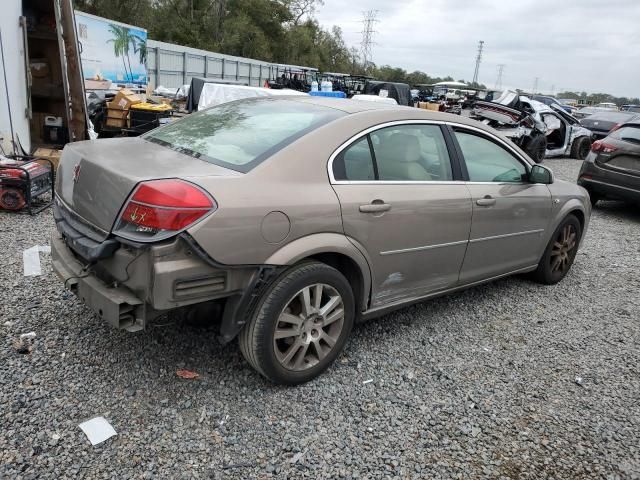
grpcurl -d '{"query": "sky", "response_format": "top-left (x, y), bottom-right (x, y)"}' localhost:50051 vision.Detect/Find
top-left (315, 0), bottom-right (640, 98)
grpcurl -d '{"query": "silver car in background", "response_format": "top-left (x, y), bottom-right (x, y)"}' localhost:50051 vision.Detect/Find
top-left (51, 97), bottom-right (591, 384)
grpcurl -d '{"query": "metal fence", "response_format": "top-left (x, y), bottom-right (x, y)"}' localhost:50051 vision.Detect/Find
top-left (147, 40), bottom-right (316, 89)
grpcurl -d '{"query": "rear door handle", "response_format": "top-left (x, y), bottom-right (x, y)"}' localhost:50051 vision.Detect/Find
top-left (359, 201), bottom-right (391, 213)
top-left (476, 195), bottom-right (496, 207)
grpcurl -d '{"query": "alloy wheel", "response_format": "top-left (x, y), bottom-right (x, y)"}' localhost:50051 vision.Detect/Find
top-left (550, 224), bottom-right (577, 274)
top-left (273, 283), bottom-right (345, 371)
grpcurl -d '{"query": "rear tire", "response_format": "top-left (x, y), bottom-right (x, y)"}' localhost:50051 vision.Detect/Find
top-left (525, 135), bottom-right (548, 163)
top-left (571, 136), bottom-right (591, 160)
top-left (239, 261), bottom-right (355, 385)
top-left (533, 215), bottom-right (582, 285)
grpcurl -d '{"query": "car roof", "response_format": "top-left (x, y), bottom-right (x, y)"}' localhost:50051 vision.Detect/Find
top-left (298, 96), bottom-right (528, 137)
top-left (289, 95), bottom-right (400, 113)
top-left (586, 110), bottom-right (638, 121)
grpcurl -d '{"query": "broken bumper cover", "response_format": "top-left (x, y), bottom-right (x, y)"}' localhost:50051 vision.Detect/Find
top-left (51, 233), bottom-right (148, 331)
top-left (51, 231), bottom-right (262, 334)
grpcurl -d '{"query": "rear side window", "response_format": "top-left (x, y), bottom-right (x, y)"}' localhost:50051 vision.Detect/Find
top-left (333, 137), bottom-right (376, 181)
top-left (609, 126), bottom-right (640, 144)
top-left (144, 99), bottom-right (345, 173)
top-left (332, 124), bottom-right (454, 182)
top-left (371, 125), bottom-right (453, 181)
top-left (455, 131), bottom-right (527, 183)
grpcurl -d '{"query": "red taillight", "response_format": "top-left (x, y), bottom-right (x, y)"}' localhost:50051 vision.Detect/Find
top-left (115, 179), bottom-right (216, 241)
top-left (591, 140), bottom-right (618, 154)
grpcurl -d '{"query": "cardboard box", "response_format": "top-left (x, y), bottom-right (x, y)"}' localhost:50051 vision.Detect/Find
top-left (106, 106), bottom-right (130, 119)
top-left (426, 102), bottom-right (441, 111)
top-left (110, 88), bottom-right (142, 110)
top-left (34, 147), bottom-right (62, 171)
top-left (30, 59), bottom-right (50, 78)
top-left (106, 117), bottom-right (127, 128)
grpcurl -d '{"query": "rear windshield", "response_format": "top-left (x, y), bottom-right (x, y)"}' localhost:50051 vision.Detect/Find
top-left (609, 125), bottom-right (640, 144)
top-left (143, 99), bottom-right (345, 172)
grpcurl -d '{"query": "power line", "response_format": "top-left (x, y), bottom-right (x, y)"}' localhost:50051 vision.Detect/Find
top-left (472, 40), bottom-right (484, 85)
top-left (360, 10), bottom-right (378, 72)
top-left (494, 64), bottom-right (505, 90)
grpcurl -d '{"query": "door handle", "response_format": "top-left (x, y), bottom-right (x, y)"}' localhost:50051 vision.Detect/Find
top-left (359, 201), bottom-right (391, 213)
top-left (476, 195), bottom-right (496, 207)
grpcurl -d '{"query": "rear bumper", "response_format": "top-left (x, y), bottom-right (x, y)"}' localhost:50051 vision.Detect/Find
top-left (51, 233), bottom-right (148, 331)
top-left (51, 230), bottom-right (260, 332)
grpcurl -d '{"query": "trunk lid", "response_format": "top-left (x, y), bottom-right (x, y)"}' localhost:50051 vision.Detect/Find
top-left (56, 137), bottom-right (240, 239)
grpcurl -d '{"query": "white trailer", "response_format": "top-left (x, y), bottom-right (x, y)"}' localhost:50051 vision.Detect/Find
top-left (0, 0), bottom-right (87, 156)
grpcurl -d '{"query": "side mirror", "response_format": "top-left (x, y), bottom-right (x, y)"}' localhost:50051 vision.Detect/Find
top-left (530, 164), bottom-right (554, 184)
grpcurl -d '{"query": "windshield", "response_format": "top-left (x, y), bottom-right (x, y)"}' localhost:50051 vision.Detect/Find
top-left (143, 99), bottom-right (345, 172)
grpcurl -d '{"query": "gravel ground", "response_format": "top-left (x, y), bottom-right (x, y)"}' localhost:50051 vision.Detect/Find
top-left (1, 158), bottom-right (639, 479)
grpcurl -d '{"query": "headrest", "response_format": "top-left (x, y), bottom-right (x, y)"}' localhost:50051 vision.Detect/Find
top-left (388, 133), bottom-right (421, 163)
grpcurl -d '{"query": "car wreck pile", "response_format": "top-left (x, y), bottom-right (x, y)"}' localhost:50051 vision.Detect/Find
top-left (472, 90), bottom-right (593, 163)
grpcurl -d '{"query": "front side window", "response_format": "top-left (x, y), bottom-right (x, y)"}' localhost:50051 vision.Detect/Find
top-left (144, 99), bottom-right (345, 173)
top-left (370, 124), bottom-right (453, 181)
top-left (455, 131), bottom-right (527, 183)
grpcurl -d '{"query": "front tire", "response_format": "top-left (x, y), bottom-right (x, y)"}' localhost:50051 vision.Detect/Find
top-left (239, 262), bottom-right (355, 385)
top-left (533, 215), bottom-right (582, 285)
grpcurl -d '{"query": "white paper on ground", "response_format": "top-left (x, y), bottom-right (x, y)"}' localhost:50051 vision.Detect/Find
top-left (78, 417), bottom-right (117, 446)
top-left (22, 245), bottom-right (50, 276)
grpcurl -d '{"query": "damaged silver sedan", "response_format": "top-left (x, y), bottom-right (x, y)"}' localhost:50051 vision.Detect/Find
top-left (473, 90), bottom-right (593, 163)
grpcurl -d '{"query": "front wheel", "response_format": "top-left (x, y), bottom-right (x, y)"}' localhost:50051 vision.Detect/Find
top-left (239, 262), bottom-right (355, 384)
top-left (533, 215), bottom-right (582, 285)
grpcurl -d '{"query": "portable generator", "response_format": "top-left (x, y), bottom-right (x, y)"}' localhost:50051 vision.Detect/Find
top-left (0, 157), bottom-right (54, 214)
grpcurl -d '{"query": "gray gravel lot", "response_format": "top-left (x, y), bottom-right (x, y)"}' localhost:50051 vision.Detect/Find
top-left (1, 158), bottom-right (639, 479)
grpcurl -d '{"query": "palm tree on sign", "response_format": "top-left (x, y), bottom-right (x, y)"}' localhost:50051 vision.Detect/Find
top-left (107, 24), bottom-right (136, 82)
top-left (132, 35), bottom-right (147, 68)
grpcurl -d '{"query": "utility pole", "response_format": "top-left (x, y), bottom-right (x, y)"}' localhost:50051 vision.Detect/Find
top-left (532, 77), bottom-right (539, 95)
top-left (472, 40), bottom-right (484, 85)
top-left (360, 10), bottom-right (379, 73)
top-left (494, 64), bottom-right (505, 90)
top-left (551, 84), bottom-right (555, 96)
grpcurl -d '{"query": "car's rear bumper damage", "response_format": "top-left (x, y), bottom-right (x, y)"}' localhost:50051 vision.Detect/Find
top-left (51, 218), bottom-right (273, 339)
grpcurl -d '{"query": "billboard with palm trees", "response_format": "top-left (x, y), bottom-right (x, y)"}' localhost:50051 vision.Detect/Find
top-left (75, 11), bottom-right (148, 86)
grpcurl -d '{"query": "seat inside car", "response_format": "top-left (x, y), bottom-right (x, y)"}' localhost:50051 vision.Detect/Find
top-left (377, 133), bottom-right (431, 181)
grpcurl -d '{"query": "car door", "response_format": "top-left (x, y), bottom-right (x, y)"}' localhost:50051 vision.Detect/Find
top-left (451, 127), bottom-right (553, 284)
top-left (330, 122), bottom-right (472, 307)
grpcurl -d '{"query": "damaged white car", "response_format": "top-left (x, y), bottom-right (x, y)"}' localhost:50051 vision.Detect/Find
top-left (472, 90), bottom-right (593, 163)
